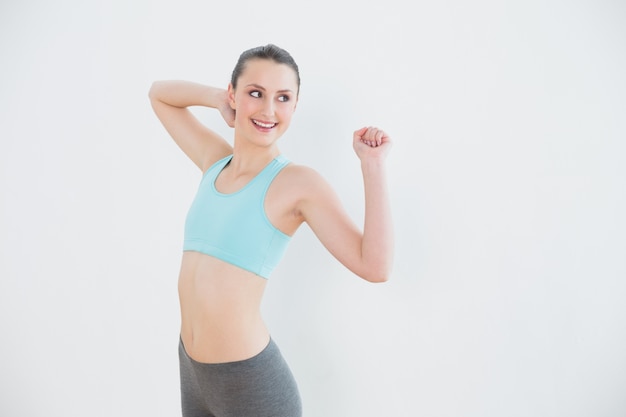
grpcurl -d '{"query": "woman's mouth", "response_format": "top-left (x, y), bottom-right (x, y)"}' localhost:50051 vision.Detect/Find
top-left (252, 119), bottom-right (277, 129)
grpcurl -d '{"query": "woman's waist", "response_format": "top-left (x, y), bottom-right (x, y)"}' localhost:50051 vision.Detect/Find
top-left (178, 276), bottom-right (267, 341)
top-left (179, 313), bottom-right (269, 363)
top-left (179, 294), bottom-right (265, 330)
top-left (177, 252), bottom-right (270, 362)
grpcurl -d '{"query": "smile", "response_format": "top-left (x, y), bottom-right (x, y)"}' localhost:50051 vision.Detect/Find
top-left (252, 119), bottom-right (277, 129)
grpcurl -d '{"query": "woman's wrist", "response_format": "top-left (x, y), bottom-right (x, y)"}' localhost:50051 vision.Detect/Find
top-left (360, 156), bottom-right (387, 173)
top-left (203, 85), bottom-right (229, 109)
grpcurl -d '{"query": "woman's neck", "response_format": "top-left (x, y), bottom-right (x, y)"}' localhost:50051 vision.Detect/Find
top-left (228, 142), bottom-right (280, 177)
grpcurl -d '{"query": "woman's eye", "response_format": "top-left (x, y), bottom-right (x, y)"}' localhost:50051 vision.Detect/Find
top-left (250, 91), bottom-right (261, 98)
top-left (278, 95), bottom-right (290, 102)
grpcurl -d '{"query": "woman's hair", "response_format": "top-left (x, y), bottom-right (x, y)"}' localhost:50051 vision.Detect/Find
top-left (230, 44), bottom-right (300, 93)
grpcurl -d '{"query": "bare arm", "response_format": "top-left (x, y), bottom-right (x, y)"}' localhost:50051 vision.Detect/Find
top-left (358, 157), bottom-right (394, 282)
top-left (299, 127), bottom-right (394, 283)
top-left (148, 80), bottom-right (234, 171)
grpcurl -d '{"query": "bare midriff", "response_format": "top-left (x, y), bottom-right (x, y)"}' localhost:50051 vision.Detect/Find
top-left (178, 250), bottom-right (271, 364)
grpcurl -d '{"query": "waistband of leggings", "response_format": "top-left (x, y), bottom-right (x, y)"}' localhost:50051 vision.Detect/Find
top-left (179, 336), bottom-right (277, 369)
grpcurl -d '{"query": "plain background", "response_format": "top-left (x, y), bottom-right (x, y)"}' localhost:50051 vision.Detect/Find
top-left (1, 0), bottom-right (625, 416)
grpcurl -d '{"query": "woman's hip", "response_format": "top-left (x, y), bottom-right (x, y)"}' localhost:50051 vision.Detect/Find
top-left (179, 336), bottom-right (302, 417)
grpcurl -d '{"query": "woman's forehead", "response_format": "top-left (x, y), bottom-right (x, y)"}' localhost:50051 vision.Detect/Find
top-left (238, 59), bottom-right (298, 89)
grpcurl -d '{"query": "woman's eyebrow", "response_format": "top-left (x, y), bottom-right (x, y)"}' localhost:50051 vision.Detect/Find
top-left (245, 83), bottom-right (294, 94)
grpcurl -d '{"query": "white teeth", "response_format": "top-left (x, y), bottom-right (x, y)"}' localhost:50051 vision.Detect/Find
top-left (253, 120), bottom-right (276, 128)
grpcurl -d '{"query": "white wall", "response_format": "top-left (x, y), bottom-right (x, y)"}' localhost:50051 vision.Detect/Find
top-left (1, 1), bottom-right (625, 416)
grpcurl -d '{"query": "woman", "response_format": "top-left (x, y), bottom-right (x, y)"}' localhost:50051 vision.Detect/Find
top-left (149, 44), bottom-right (393, 417)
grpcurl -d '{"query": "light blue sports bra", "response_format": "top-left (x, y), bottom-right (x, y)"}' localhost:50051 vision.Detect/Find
top-left (183, 154), bottom-right (291, 279)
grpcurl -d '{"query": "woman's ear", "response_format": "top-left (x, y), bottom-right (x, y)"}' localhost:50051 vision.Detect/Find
top-left (227, 83), bottom-right (236, 110)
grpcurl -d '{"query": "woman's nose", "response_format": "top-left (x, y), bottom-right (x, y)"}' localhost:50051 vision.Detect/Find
top-left (260, 97), bottom-right (275, 116)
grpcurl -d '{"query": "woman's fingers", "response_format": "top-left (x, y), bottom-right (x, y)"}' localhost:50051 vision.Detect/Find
top-left (355, 126), bottom-right (388, 147)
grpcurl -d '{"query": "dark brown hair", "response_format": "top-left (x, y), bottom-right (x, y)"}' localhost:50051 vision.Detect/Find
top-left (230, 44), bottom-right (300, 93)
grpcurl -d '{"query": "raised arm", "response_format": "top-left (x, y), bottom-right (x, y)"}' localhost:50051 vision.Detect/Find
top-left (299, 127), bottom-right (394, 283)
top-left (148, 80), bottom-right (234, 171)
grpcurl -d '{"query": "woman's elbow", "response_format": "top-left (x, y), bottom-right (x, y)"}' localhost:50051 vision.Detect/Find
top-left (366, 275), bottom-right (390, 284)
top-left (357, 250), bottom-right (394, 283)
top-left (360, 266), bottom-right (392, 283)
top-left (148, 81), bottom-right (160, 100)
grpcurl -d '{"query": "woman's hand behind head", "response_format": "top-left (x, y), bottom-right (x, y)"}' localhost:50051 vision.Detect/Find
top-left (219, 90), bottom-right (236, 128)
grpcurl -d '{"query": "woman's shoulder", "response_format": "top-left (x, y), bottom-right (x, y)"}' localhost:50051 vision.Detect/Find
top-left (277, 162), bottom-right (335, 201)
top-left (282, 162), bottom-right (327, 186)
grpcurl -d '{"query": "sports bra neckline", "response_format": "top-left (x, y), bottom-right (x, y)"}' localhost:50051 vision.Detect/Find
top-left (210, 154), bottom-right (286, 197)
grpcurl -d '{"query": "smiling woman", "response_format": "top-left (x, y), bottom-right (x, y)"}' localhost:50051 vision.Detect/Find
top-left (230, 59), bottom-right (299, 151)
top-left (148, 44), bottom-right (393, 417)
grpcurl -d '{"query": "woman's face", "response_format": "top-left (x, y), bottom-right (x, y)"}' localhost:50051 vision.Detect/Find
top-left (229, 59), bottom-right (299, 148)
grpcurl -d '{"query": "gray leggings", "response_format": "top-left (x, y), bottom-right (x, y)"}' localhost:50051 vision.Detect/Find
top-left (179, 337), bottom-right (302, 417)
